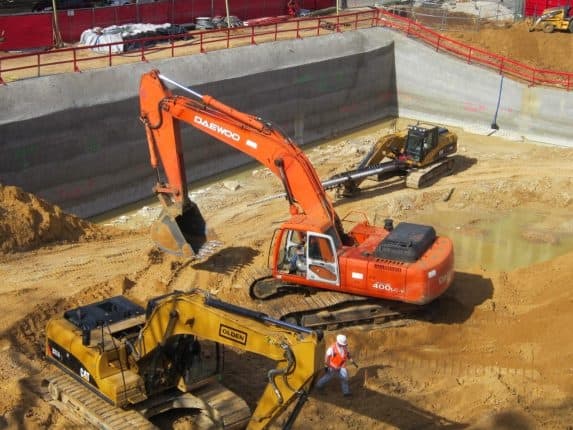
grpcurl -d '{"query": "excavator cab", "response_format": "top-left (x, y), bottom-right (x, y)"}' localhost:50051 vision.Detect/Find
top-left (276, 228), bottom-right (340, 285)
top-left (404, 125), bottom-right (438, 163)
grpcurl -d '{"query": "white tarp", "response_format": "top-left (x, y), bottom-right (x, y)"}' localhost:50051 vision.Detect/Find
top-left (79, 23), bottom-right (174, 53)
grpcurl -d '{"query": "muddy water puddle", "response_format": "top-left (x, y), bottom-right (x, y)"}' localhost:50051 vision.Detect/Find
top-left (403, 207), bottom-right (573, 272)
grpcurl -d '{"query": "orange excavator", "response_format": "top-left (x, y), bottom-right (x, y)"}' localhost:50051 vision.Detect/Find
top-left (140, 70), bottom-right (455, 327)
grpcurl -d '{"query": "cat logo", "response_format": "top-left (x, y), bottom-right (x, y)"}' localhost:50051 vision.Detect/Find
top-left (79, 367), bottom-right (90, 382)
top-left (219, 324), bottom-right (247, 345)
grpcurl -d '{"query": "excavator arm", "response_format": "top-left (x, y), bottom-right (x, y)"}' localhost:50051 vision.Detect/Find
top-left (133, 290), bottom-right (324, 429)
top-left (140, 70), bottom-right (343, 256)
top-left (333, 129), bottom-right (408, 195)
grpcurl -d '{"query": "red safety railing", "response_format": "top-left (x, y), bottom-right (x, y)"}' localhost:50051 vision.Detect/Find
top-left (376, 9), bottom-right (573, 90)
top-left (0, 10), bottom-right (376, 83)
top-left (1, 8), bottom-right (572, 91)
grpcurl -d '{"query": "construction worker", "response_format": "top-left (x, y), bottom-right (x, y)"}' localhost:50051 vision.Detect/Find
top-left (314, 334), bottom-right (358, 397)
top-left (289, 234), bottom-right (306, 273)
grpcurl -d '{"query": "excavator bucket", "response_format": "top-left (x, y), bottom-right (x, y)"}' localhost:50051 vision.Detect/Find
top-left (150, 202), bottom-right (207, 257)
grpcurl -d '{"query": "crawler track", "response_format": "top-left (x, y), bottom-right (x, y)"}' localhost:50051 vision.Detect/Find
top-left (46, 372), bottom-right (156, 430)
top-left (250, 276), bottom-right (422, 330)
top-left (406, 156), bottom-right (456, 189)
top-left (44, 370), bottom-right (250, 430)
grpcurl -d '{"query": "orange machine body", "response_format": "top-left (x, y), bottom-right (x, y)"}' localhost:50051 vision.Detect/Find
top-left (139, 70), bottom-right (454, 305)
top-left (270, 219), bottom-right (454, 305)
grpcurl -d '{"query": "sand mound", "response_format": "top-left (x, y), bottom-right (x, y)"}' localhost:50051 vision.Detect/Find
top-left (0, 184), bottom-right (109, 253)
top-left (448, 20), bottom-right (573, 72)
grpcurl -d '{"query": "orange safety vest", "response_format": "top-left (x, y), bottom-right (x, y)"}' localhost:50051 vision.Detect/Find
top-left (327, 342), bottom-right (348, 369)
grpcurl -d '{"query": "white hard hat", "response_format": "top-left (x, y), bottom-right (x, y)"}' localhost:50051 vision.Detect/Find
top-left (336, 334), bottom-right (347, 346)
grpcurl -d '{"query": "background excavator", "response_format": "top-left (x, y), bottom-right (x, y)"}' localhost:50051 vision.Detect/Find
top-left (45, 289), bottom-right (324, 429)
top-left (139, 70), bottom-right (455, 328)
top-left (327, 123), bottom-right (458, 197)
top-left (529, 6), bottom-right (573, 33)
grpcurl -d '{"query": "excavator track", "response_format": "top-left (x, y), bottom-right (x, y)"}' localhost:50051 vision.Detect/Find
top-left (405, 156), bottom-right (456, 189)
top-left (250, 276), bottom-right (421, 330)
top-left (45, 371), bottom-right (157, 430)
top-left (45, 369), bottom-right (251, 430)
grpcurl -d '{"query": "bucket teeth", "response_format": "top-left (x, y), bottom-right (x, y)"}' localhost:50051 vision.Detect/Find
top-left (150, 203), bottom-right (207, 257)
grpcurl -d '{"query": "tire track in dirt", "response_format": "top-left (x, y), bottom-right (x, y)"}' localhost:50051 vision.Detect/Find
top-left (0, 234), bottom-right (152, 332)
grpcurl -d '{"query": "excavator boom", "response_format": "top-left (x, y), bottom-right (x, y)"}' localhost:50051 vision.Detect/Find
top-left (140, 70), bottom-right (342, 257)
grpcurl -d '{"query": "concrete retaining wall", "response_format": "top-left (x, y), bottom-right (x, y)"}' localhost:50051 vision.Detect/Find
top-left (0, 29), bottom-right (398, 217)
top-left (389, 29), bottom-right (573, 146)
top-left (2, 27), bottom-right (573, 218)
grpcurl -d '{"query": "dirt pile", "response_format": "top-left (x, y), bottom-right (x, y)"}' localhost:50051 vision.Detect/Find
top-left (447, 20), bottom-right (573, 72)
top-left (0, 184), bottom-right (110, 254)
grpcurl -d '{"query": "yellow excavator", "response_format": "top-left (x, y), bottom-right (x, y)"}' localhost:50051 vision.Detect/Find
top-left (326, 123), bottom-right (458, 197)
top-left (44, 290), bottom-right (324, 429)
top-left (529, 6), bottom-right (573, 33)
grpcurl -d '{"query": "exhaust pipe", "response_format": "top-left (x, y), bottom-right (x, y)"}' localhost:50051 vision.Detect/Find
top-left (150, 198), bottom-right (207, 257)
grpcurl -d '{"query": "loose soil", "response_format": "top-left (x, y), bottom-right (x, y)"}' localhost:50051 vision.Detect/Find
top-left (1, 117), bottom-right (573, 429)
top-left (2, 14), bottom-right (573, 430)
top-left (0, 183), bottom-right (112, 253)
top-left (446, 20), bottom-right (573, 73)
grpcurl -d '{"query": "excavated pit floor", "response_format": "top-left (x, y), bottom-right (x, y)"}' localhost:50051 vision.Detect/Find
top-left (2, 116), bottom-right (573, 430)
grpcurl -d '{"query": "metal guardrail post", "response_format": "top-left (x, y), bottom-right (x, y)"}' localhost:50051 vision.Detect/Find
top-left (200, 33), bottom-right (206, 53)
top-left (73, 49), bottom-right (80, 72)
top-left (36, 52), bottom-right (40, 78)
top-left (531, 70), bottom-right (536, 87)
